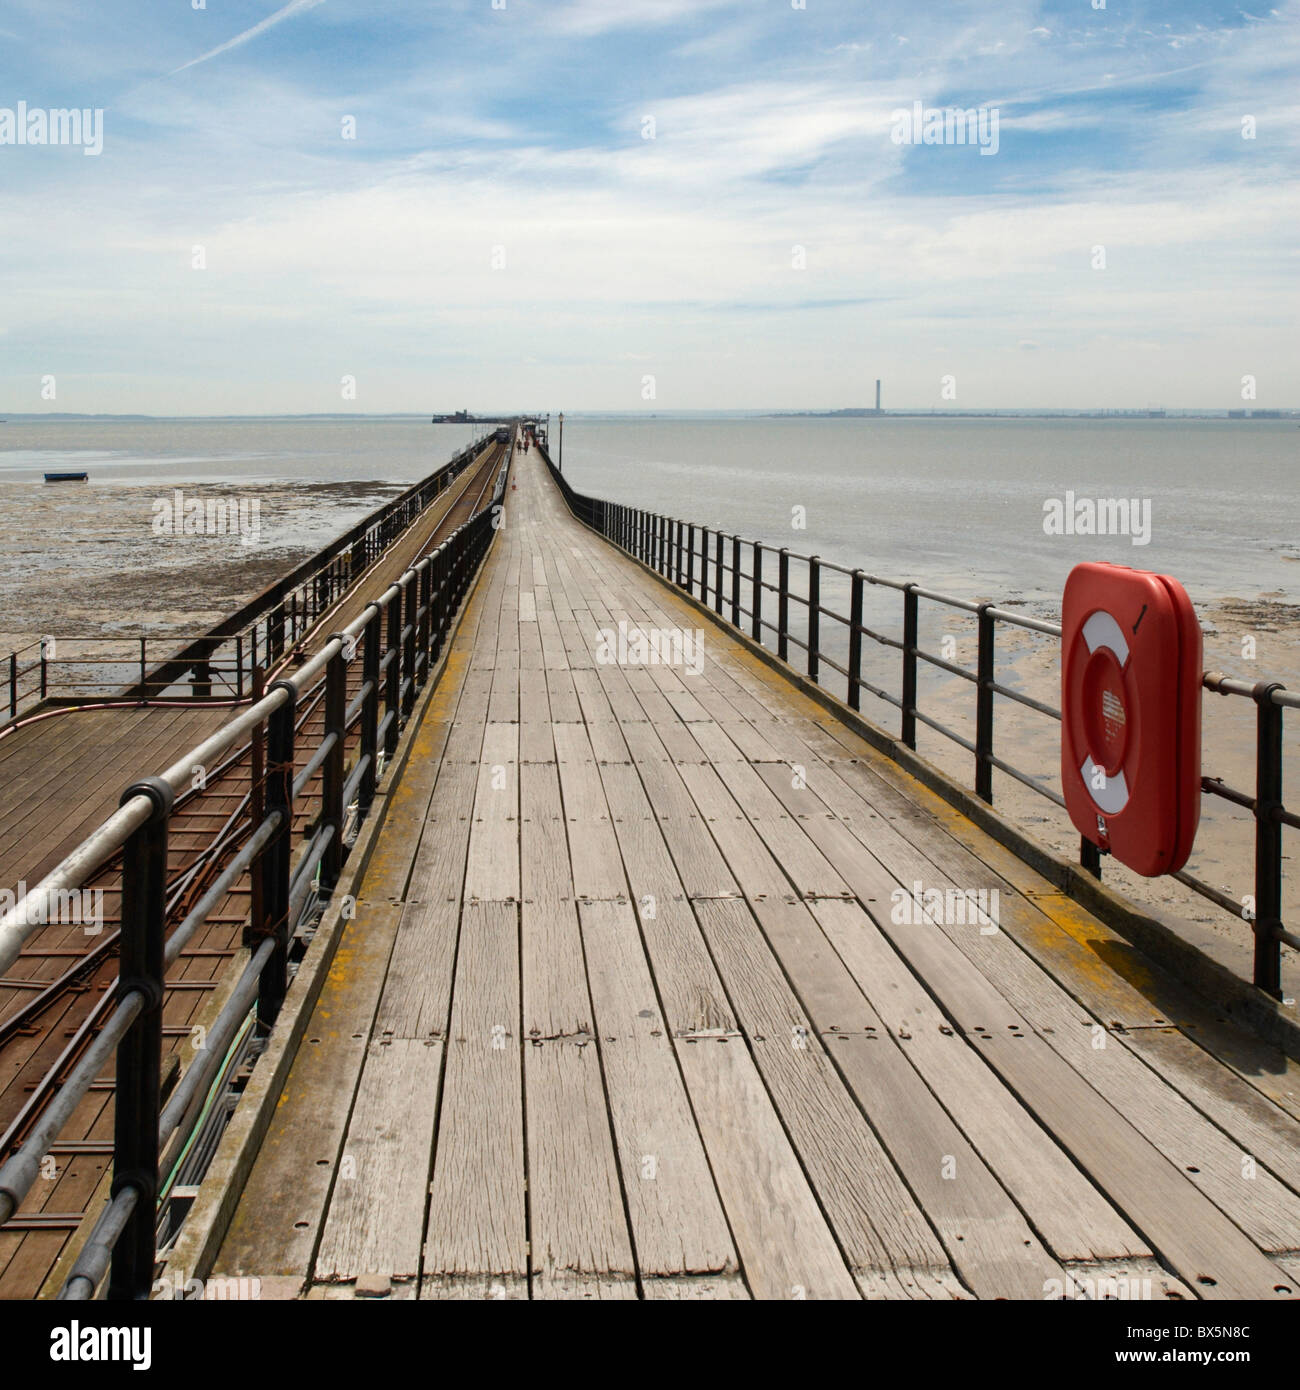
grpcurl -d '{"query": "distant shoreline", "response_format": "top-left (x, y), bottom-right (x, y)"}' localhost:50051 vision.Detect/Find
top-left (768, 410), bottom-right (1299, 421)
top-left (0, 410), bottom-right (1297, 423)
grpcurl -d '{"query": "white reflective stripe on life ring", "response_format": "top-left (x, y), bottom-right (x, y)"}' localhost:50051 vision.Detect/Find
top-left (1081, 610), bottom-right (1130, 666)
top-left (1080, 757), bottom-right (1130, 814)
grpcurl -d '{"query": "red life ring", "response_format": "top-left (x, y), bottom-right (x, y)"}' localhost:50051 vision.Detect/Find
top-left (1061, 562), bottom-right (1202, 876)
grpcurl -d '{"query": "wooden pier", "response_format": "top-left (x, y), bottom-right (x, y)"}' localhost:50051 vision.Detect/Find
top-left (180, 443), bottom-right (1300, 1301)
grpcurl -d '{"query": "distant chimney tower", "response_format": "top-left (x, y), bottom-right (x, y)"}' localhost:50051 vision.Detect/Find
top-left (875, 379), bottom-right (882, 412)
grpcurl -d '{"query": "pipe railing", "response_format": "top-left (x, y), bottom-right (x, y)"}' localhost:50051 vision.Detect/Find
top-left (0, 442), bottom-right (509, 1300)
top-left (544, 452), bottom-right (1297, 998)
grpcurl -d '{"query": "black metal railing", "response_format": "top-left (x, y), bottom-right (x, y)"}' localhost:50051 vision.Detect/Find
top-left (0, 445), bottom-right (509, 1299)
top-left (1, 435), bottom-right (495, 724)
top-left (543, 453), bottom-right (1298, 997)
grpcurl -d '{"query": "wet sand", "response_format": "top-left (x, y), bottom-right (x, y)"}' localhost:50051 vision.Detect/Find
top-left (0, 477), bottom-right (406, 653)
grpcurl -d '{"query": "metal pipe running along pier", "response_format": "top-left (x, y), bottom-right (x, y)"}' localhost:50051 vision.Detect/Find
top-left (2, 426), bottom-right (1300, 1302)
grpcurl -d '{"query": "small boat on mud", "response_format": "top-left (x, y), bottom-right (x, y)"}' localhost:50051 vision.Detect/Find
top-left (43, 471), bottom-right (89, 482)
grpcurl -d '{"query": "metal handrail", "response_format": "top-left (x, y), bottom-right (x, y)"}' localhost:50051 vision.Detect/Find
top-left (0, 433), bottom-right (513, 1300)
top-left (545, 453), bottom-right (1295, 997)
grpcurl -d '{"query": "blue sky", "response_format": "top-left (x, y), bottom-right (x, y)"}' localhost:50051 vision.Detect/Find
top-left (0, 0), bottom-right (1297, 412)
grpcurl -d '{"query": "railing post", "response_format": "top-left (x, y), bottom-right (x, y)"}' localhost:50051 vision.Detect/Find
top-left (139, 638), bottom-right (147, 694)
top-left (255, 688), bottom-right (295, 1029)
top-left (434, 547), bottom-right (449, 663)
top-left (714, 532), bottom-right (724, 616)
top-left (675, 520), bottom-right (684, 587)
top-left (236, 635), bottom-right (244, 700)
top-left (40, 640), bottom-right (48, 700)
top-left (687, 524), bottom-right (696, 596)
top-left (731, 536), bottom-right (741, 626)
top-left (901, 583), bottom-right (919, 749)
top-left (8, 651), bottom-right (15, 719)
top-left (777, 548), bottom-right (789, 662)
top-left (1253, 682), bottom-right (1285, 996)
top-left (418, 562), bottom-right (433, 681)
top-left (107, 775), bottom-right (172, 1301)
top-left (975, 602), bottom-right (995, 804)
top-left (385, 592), bottom-right (402, 758)
top-left (752, 543), bottom-right (764, 642)
top-left (847, 570), bottom-right (864, 710)
top-left (807, 557), bottom-right (821, 683)
top-left (360, 604), bottom-right (381, 809)
top-left (322, 639), bottom-right (347, 891)
top-left (249, 665), bottom-right (266, 932)
top-left (402, 576), bottom-right (417, 719)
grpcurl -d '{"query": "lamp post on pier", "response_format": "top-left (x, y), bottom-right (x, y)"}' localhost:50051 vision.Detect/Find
top-left (558, 412), bottom-right (564, 472)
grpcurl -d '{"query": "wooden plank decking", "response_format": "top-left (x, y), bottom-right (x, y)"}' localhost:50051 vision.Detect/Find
top-left (209, 444), bottom-right (1300, 1301)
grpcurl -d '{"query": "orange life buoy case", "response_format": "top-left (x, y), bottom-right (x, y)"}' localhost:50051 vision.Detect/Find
top-left (1061, 562), bottom-right (1202, 876)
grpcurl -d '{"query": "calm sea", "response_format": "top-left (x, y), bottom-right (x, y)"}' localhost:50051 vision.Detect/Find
top-left (558, 416), bottom-right (1299, 611)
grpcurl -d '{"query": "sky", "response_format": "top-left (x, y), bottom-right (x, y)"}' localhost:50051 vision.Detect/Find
top-left (0, 0), bottom-right (1297, 414)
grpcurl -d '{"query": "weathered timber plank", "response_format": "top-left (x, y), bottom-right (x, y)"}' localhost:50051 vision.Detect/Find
top-left (747, 895), bottom-right (1068, 1299)
top-left (578, 900), bottom-right (737, 1277)
top-left (692, 896), bottom-right (965, 1286)
top-left (425, 902), bottom-right (526, 1278)
top-left (524, 1040), bottom-right (635, 1284)
top-left (673, 1036), bottom-right (860, 1300)
top-left (552, 721), bottom-right (629, 901)
top-left (462, 722), bottom-right (520, 903)
top-left (809, 898), bottom-right (1147, 1263)
top-left (314, 1038), bottom-right (443, 1281)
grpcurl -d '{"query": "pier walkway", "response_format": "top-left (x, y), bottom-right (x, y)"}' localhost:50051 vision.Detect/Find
top-left (205, 445), bottom-right (1300, 1301)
